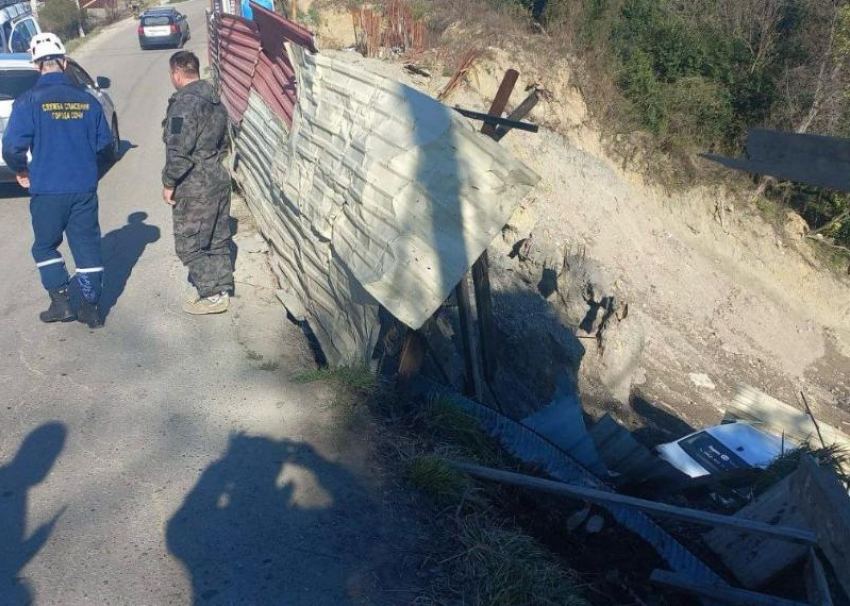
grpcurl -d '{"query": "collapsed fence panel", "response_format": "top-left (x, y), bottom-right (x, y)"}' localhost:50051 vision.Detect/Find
top-left (283, 46), bottom-right (539, 331)
top-left (215, 8), bottom-right (538, 365)
top-left (250, 3), bottom-right (316, 125)
top-left (236, 91), bottom-right (381, 365)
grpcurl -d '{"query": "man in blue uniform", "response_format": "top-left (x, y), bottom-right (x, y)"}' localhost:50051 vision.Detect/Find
top-left (2, 33), bottom-right (113, 328)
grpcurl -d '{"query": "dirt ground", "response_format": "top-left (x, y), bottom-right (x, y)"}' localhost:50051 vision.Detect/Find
top-left (315, 12), bottom-right (850, 443)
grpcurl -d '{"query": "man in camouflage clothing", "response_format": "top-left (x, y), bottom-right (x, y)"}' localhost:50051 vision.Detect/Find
top-left (162, 51), bottom-right (233, 314)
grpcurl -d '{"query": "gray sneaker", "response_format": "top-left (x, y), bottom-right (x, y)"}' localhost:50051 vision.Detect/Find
top-left (182, 292), bottom-right (230, 315)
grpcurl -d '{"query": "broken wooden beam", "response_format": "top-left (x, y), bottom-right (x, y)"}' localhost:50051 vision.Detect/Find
top-left (398, 330), bottom-right (427, 384)
top-left (452, 461), bottom-right (818, 545)
top-left (650, 570), bottom-right (810, 606)
top-left (454, 277), bottom-right (485, 401)
top-left (453, 107), bottom-right (539, 133)
top-left (481, 68), bottom-right (518, 137)
top-left (494, 90), bottom-right (540, 141)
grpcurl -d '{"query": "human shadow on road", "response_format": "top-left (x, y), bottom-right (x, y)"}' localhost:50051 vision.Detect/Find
top-left (167, 434), bottom-right (388, 605)
top-left (0, 422), bottom-right (67, 604)
top-left (100, 212), bottom-right (161, 321)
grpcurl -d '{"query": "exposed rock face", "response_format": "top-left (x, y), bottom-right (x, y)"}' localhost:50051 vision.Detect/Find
top-left (595, 312), bottom-right (647, 404)
top-left (556, 254), bottom-right (614, 333)
top-left (783, 210), bottom-right (810, 240)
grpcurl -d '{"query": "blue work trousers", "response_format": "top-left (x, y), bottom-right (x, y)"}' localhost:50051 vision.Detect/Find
top-left (30, 193), bottom-right (103, 302)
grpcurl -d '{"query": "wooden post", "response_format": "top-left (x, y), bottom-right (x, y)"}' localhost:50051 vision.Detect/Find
top-left (471, 68), bottom-right (520, 383)
top-left (455, 277), bottom-right (485, 401)
top-left (494, 90), bottom-right (540, 141)
top-left (398, 330), bottom-right (427, 384)
top-left (452, 461), bottom-right (818, 544)
top-left (650, 570), bottom-right (809, 606)
top-left (481, 69), bottom-right (518, 138)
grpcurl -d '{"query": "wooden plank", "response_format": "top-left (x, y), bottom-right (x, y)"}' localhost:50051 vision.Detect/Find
top-left (453, 107), bottom-right (539, 133)
top-left (727, 385), bottom-right (850, 460)
top-left (650, 570), bottom-right (810, 606)
top-left (470, 70), bottom-right (518, 386)
top-left (704, 475), bottom-right (808, 588)
top-left (805, 549), bottom-right (833, 606)
top-left (453, 461), bottom-right (818, 545)
top-left (481, 68), bottom-right (518, 137)
top-left (494, 90), bottom-right (540, 141)
top-left (398, 329), bottom-right (427, 383)
top-left (791, 457), bottom-right (850, 598)
top-left (471, 252), bottom-right (497, 382)
top-left (454, 277), bottom-right (484, 401)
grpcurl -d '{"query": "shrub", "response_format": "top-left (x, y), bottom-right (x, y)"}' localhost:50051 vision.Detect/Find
top-left (619, 48), bottom-right (666, 134)
top-left (662, 76), bottom-right (734, 147)
top-left (40, 0), bottom-right (85, 42)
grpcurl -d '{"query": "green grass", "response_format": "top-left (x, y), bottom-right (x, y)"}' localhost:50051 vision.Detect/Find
top-left (454, 516), bottom-right (589, 606)
top-left (423, 395), bottom-right (504, 465)
top-left (292, 366), bottom-right (377, 390)
top-left (65, 26), bottom-right (103, 55)
top-left (408, 455), bottom-right (468, 504)
top-left (754, 442), bottom-right (850, 495)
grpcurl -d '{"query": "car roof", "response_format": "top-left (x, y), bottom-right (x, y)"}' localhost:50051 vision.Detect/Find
top-left (142, 7), bottom-right (179, 14)
top-left (0, 54), bottom-right (84, 71)
top-left (0, 54), bottom-right (36, 70)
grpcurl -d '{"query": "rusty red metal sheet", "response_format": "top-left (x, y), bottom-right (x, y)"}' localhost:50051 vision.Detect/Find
top-left (251, 3), bottom-right (317, 54)
top-left (252, 53), bottom-right (294, 124)
top-left (211, 7), bottom-right (317, 126)
top-left (246, 5), bottom-right (316, 125)
top-left (216, 14), bottom-right (262, 124)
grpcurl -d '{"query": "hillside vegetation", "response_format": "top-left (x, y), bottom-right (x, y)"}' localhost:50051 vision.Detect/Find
top-left (426, 0), bottom-right (850, 248)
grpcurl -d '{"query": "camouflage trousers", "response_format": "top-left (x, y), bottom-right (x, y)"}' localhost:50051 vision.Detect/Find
top-left (172, 187), bottom-right (234, 298)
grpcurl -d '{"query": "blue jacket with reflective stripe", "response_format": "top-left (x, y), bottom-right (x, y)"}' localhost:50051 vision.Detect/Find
top-left (2, 72), bottom-right (112, 194)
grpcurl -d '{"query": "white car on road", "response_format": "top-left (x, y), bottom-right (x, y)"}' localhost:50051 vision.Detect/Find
top-left (0, 54), bottom-right (121, 183)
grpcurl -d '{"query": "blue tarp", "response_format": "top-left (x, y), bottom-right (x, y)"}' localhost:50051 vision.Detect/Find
top-left (241, 0), bottom-right (273, 21)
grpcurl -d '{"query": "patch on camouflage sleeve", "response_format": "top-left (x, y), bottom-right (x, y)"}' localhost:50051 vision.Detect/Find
top-left (170, 116), bottom-right (184, 134)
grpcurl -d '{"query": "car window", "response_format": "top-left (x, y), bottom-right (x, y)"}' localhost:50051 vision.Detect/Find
top-left (65, 63), bottom-right (95, 89)
top-left (0, 69), bottom-right (38, 100)
top-left (678, 432), bottom-right (749, 475)
top-left (142, 15), bottom-right (172, 26)
top-left (9, 17), bottom-right (36, 53)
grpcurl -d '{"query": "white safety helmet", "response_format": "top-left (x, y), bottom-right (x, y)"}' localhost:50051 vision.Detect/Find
top-left (30, 33), bottom-right (67, 63)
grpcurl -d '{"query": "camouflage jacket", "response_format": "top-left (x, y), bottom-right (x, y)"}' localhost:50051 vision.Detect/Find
top-left (162, 79), bottom-right (230, 198)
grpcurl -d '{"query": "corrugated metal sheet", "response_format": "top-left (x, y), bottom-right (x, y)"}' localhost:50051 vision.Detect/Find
top-left (283, 46), bottom-right (540, 330)
top-left (252, 3), bottom-right (317, 53)
top-left (412, 377), bottom-right (727, 593)
top-left (218, 11), bottom-right (539, 363)
top-left (236, 91), bottom-right (380, 365)
top-left (217, 15), bottom-right (261, 124)
top-left (249, 4), bottom-right (315, 124)
top-left (252, 53), bottom-right (295, 125)
top-left (522, 374), bottom-right (607, 476)
top-left (589, 414), bottom-right (687, 486)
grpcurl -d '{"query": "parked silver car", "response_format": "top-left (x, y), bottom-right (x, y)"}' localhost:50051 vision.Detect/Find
top-left (0, 54), bottom-right (120, 182)
top-left (138, 8), bottom-right (190, 50)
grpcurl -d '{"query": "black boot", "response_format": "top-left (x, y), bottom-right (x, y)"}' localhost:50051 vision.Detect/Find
top-left (39, 289), bottom-right (76, 323)
top-left (77, 300), bottom-right (103, 329)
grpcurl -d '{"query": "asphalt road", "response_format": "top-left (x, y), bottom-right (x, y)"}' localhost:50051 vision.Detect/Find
top-left (0, 4), bottom-right (402, 604)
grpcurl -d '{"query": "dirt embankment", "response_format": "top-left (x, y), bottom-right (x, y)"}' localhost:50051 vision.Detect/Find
top-left (314, 5), bottom-right (850, 443)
